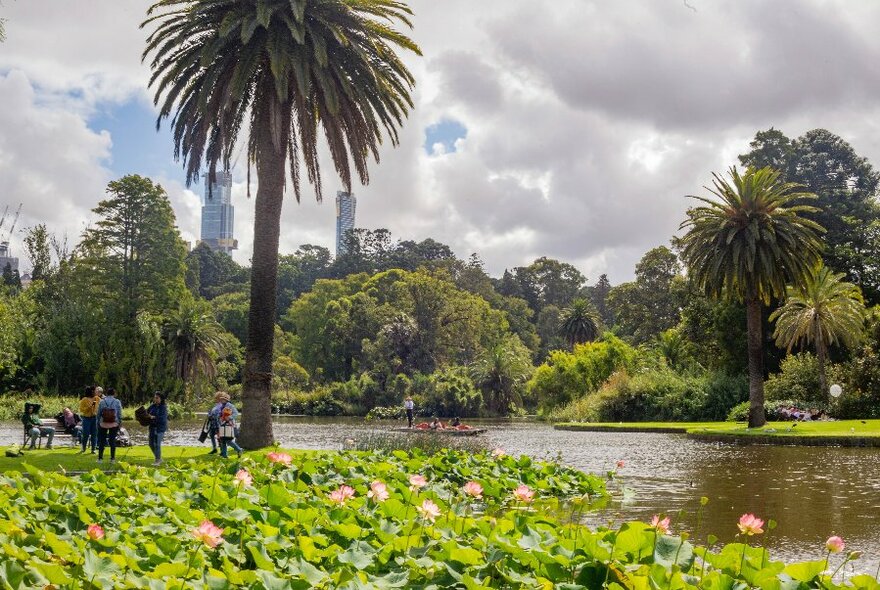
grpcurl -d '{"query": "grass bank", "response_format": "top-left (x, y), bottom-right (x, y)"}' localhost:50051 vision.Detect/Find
top-left (555, 420), bottom-right (880, 446)
top-left (554, 421), bottom-right (725, 433)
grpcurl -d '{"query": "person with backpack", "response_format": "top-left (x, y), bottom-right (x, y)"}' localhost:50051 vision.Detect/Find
top-left (206, 392), bottom-right (225, 454)
top-left (97, 387), bottom-right (122, 464)
top-left (215, 392), bottom-right (242, 458)
top-left (78, 386), bottom-right (100, 454)
top-left (146, 392), bottom-right (168, 466)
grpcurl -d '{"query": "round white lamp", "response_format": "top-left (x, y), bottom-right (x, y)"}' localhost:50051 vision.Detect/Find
top-left (829, 384), bottom-right (843, 398)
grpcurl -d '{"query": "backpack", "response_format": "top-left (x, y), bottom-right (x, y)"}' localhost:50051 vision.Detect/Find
top-left (101, 406), bottom-right (117, 424)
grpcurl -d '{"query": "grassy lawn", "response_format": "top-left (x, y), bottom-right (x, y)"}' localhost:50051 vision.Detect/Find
top-left (0, 445), bottom-right (316, 473)
top-left (688, 419), bottom-right (880, 438)
top-left (554, 421), bottom-right (724, 432)
top-left (555, 420), bottom-right (880, 442)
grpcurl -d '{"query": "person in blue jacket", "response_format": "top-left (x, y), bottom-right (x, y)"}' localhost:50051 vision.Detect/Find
top-left (147, 391), bottom-right (168, 466)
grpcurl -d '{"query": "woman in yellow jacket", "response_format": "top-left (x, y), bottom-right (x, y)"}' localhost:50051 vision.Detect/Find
top-left (78, 386), bottom-right (100, 454)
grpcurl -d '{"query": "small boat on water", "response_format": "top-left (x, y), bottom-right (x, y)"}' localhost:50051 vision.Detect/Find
top-left (390, 426), bottom-right (487, 437)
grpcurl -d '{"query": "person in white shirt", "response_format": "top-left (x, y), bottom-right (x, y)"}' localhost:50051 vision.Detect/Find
top-left (403, 396), bottom-right (415, 428)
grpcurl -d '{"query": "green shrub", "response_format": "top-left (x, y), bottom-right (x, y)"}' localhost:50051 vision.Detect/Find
top-left (551, 369), bottom-right (748, 423)
top-left (700, 371), bottom-right (748, 420)
top-left (412, 366), bottom-right (482, 418)
top-left (271, 387), bottom-right (347, 416)
top-left (528, 334), bottom-right (638, 413)
top-left (764, 353), bottom-right (830, 405)
top-left (725, 399), bottom-right (824, 422)
top-left (833, 345), bottom-right (880, 418)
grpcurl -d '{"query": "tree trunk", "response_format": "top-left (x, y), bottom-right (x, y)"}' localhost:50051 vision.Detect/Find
top-left (238, 101), bottom-right (289, 449)
top-left (816, 332), bottom-right (828, 402)
top-left (745, 297), bottom-right (767, 428)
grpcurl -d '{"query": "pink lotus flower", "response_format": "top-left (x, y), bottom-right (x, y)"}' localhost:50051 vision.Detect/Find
top-left (650, 515), bottom-right (671, 535)
top-left (616, 460), bottom-right (625, 469)
top-left (409, 474), bottom-right (427, 491)
top-left (737, 513), bottom-right (764, 536)
top-left (329, 485), bottom-right (356, 505)
top-left (826, 536), bottom-right (845, 553)
top-left (234, 469), bottom-right (253, 487)
top-left (491, 448), bottom-right (506, 459)
top-left (463, 481), bottom-right (483, 499)
top-left (512, 484), bottom-right (534, 503)
top-left (367, 481), bottom-right (389, 503)
top-left (192, 520), bottom-right (224, 548)
top-left (86, 524), bottom-right (104, 540)
top-left (416, 499), bottom-right (441, 522)
top-left (266, 452), bottom-right (292, 466)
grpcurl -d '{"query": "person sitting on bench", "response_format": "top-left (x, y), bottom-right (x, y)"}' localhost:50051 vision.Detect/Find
top-left (23, 403), bottom-right (55, 450)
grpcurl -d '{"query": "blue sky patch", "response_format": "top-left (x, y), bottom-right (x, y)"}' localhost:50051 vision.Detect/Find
top-left (424, 119), bottom-right (467, 155)
top-left (88, 97), bottom-right (186, 185)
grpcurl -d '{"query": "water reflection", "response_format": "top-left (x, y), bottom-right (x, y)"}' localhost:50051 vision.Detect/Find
top-left (1, 417), bottom-right (877, 572)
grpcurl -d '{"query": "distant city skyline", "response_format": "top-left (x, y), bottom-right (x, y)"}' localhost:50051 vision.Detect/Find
top-left (335, 191), bottom-right (357, 257)
top-left (199, 170), bottom-right (237, 255)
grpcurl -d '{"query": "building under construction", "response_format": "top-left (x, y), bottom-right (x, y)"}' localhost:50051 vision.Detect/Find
top-left (0, 204), bottom-right (21, 274)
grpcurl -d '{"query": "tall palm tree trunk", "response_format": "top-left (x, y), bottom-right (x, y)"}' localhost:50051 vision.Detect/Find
top-left (815, 322), bottom-right (828, 401)
top-left (239, 97), bottom-right (289, 449)
top-left (745, 297), bottom-right (767, 428)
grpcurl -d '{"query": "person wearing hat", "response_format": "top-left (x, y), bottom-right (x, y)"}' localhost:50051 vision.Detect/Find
top-left (147, 392), bottom-right (168, 466)
top-left (23, 403), bottom-right (55, 450)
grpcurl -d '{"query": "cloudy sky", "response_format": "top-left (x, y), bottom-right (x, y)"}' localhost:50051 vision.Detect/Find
top-left (2, 0), bottom-right (880, 284)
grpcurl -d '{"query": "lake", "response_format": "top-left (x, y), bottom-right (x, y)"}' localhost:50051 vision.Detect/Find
top-left (4, 416), bottom-right (878, 573)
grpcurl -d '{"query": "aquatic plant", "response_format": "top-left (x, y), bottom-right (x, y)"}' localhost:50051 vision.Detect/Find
top-left (0, 450), bottom-right (875, 588)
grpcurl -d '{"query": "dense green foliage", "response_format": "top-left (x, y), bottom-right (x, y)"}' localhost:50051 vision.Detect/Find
top-left (0, 450), bottom-right (875, 588)
top-left (552, 370), bottom-right (748, 423)
top-left (527, 335), bottom-right (638, 412)
top-left (6, 128), bottom-right (880, 425)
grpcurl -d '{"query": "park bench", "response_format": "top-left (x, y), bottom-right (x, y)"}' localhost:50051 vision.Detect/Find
top-left (22, 418), bottom-right (78, 449)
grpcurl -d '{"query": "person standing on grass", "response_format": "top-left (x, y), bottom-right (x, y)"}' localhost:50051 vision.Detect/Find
top-left (97, 387), bottom-right (122, 464)
top-left (216, 392), bottom-right (242, 458)
top-left (78, 387), bottom-right (99, 453)
top-left (404, 395), bottom-right (415, 428)
top-left (147, 392), bottom-right (168, 466)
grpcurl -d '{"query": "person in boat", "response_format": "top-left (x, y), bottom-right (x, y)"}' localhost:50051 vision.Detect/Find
top-left (430, 417), bottom-right (444, 430)
top-left (450, 417), bottom-right (461, 427)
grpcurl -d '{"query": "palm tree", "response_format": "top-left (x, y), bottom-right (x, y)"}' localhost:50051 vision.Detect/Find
top-left (470, 335), bottom-right (533, 415)
top-left (679, 167), bottom-right (824, 427)
top-left (162, 299), bottom-right (227, 405)
top-left (770, 265), bottom-right (865, 398)
top-left (558, 298), bottom-right (601, 348)
top-left (143, 0), bottom-right (420, 447)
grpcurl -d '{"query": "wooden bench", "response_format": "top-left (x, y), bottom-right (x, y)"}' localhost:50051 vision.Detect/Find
top-left (22, 418), bottom-right (79, 449)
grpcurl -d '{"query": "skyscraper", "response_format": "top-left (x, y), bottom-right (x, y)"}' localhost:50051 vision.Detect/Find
top-left (335, 191), bottom-right (357, 257)
top-left (199, 170), bottom-right (237, 254)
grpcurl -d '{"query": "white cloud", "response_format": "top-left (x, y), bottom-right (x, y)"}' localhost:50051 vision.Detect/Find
top-left (0, 70), bottom-right (113, 266)
top-left (4, 0), bottom-right (880, 283)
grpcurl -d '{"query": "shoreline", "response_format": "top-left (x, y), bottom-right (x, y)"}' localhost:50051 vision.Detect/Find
top-left (554, 420), bottom-right (880, 447)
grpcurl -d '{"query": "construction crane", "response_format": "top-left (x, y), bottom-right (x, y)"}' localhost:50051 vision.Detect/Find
top-left (0, 205), bottom-right (9, 234)
top-left (3, 203), bottom-right (22, 244)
